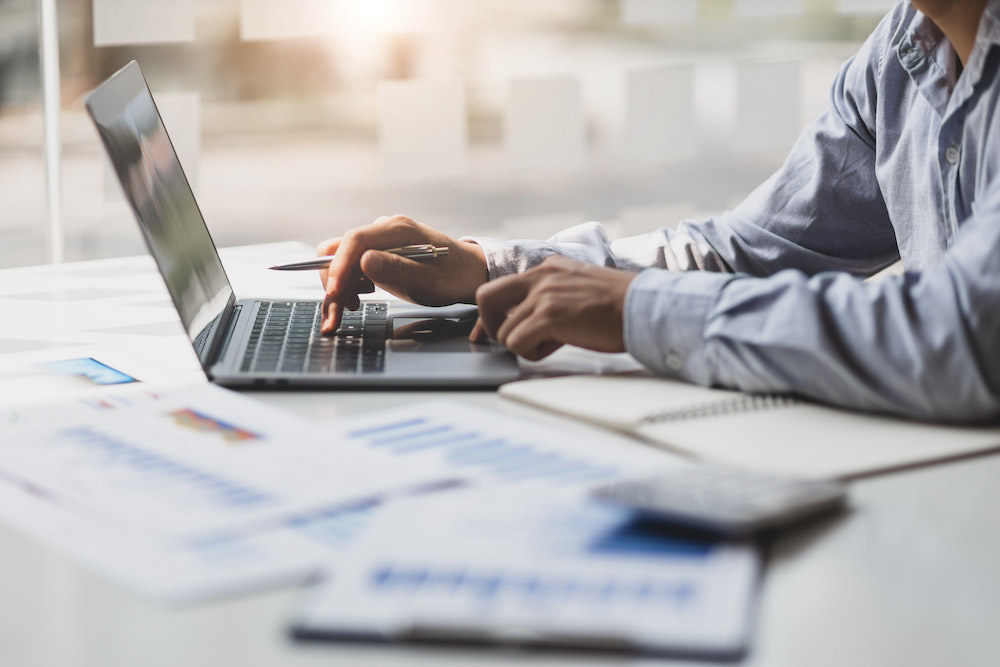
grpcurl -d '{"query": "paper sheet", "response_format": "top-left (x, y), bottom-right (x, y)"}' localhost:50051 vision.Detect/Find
top-left (0, 388), bottom-right (679, 604)
top-left (293, 488), bottom-right (759, 656)
top-left (1, 384), bottom-right (449, 543)
top-left (338, 399), bottom-right (680, 488)
top-left (0, 476), bottom-right (322, 604)
top-left (500, 375), bottom-right (1000, 479)
top-left (0, 383), bottom-right (467, 604)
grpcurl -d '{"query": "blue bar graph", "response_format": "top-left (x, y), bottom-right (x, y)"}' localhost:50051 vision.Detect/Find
top-left (59, 426), bottom-right (273, 508)
top-left (289, 504), bottom-right (376, 550)
top-left (368, 563), bottom-right (698, 607)
top-left (345, 418), bottom-right (621, 486)
top-left (370, 425), bottom-right (452, 447)
top-left (587, 522), bottom-right (713, 558)
top-left (348, 418), bottom-right (426, 438)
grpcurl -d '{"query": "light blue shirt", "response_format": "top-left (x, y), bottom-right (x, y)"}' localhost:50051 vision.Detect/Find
top-left (473, 1), bottom-right (1000, 422)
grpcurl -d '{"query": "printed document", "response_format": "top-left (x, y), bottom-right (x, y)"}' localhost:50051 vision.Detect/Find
top-left (1, 384), bottom-right (447, 541)
top-left (293, 488), bottom-right (759, 657)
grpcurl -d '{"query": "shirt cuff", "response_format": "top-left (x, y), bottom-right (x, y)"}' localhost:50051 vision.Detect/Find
top-left (462, 236), bottom-right (514, 280)
top-left (462, 236), bottom-right (558, 280)
top-left (624, 268), bottom-right (733, 384)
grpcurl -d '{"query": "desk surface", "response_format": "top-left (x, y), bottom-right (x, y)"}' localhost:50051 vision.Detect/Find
top-left (1, 246), bottom-right (999, 667)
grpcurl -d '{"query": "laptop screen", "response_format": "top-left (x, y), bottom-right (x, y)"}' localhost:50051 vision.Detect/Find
top-left (85, 61), bottom-right (233, 370)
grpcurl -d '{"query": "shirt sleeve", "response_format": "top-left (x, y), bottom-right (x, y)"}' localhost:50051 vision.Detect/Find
top-left (625, 184), bottom-right (1000, 423)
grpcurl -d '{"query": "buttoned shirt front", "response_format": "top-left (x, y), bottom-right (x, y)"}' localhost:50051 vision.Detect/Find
top-left (472, 1), bottom-right (1000, 422)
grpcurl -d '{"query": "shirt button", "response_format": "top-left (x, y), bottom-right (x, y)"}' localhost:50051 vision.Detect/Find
top-left (945, 146), bottom-right (960, 164)
top-left (665, 353), bottom-right (684, 371)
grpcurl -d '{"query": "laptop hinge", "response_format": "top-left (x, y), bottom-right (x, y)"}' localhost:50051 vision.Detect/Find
top-left (210, 302), bottom-right (242, 373)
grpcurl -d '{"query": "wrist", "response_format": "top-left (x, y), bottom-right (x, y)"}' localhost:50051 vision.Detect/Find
top-left (460, 240), bottom-right (489, 302)
top-left (614, 272), bottom-right (637, 351)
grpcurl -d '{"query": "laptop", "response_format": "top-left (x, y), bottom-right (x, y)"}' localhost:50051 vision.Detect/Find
top-left (85, 61), bottom-right (519, 388)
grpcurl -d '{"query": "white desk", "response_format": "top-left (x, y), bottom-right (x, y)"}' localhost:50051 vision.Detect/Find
top-left (2, 246), bottom-right (999, 667)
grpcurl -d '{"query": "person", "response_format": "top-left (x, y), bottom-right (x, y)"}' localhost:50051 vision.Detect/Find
top-left (316, 0), bottom-right (1000, 423)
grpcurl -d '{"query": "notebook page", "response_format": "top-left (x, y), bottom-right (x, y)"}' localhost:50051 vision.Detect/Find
top-left (639, 404), bottom-right (1000, 479)
top-left (501, 375), bottom-right (1000, 480)
top-left (499, 375), bottom-right (747, 430)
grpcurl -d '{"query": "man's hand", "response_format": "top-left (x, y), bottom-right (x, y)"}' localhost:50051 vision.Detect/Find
top-left (317, 215), bottom-right (488, 333)
top-left (472, 255), bottom-right (637, 361)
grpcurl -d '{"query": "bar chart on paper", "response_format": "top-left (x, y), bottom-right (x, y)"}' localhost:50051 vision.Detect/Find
top-left (0, 385), bottom-right (451, 544)
top-left (341, 400), bottom-right (678, 488)
top-left (366, 562), bottom-right (699, 610)
top-left (0, 422), bottom-right (281, 541)
top-left (293, 491), bottom-right (759, 656)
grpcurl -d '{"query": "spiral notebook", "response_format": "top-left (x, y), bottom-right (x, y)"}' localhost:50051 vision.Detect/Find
top-left (499, 375), bottom-right (1000, 479)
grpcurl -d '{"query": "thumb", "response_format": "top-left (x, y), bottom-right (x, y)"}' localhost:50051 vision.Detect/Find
top-left (361, 249), bottom-right (415, 286)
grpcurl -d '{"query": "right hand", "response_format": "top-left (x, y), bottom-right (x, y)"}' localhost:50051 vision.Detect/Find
top-left (317, 215), bottom-right (489, 333)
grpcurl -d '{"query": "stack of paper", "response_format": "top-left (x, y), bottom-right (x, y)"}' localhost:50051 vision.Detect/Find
top-left (0, 377), bottom-right (451, 603)
top-left (0, 355), bottom-right (763, 655)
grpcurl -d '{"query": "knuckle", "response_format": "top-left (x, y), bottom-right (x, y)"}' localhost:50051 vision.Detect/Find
top-left (392, 215), bottom-right (417, 231)
top-left (536, 276), bottom-right (559, 294)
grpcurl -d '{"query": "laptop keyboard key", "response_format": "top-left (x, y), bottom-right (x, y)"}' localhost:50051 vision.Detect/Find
top-left (246, 300), bottom-right (387, 375)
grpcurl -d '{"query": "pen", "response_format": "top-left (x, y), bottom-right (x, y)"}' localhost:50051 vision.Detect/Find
top-left (269, 244), bottom-right (449, 271)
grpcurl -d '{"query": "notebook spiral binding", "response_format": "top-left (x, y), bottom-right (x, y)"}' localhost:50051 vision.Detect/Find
top-left (639, 394), bottom-right (801, 425)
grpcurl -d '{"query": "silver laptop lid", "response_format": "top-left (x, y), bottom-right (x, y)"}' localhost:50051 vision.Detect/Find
top-left (85, 61), bottom-right (233, 373)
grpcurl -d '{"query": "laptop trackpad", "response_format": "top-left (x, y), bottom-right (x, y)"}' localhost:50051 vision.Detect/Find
top-left (389, 317), bottom-right (500, 353)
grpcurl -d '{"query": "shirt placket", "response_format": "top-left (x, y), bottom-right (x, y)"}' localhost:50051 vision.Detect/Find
top-left (937, 113), bottom-right (965, 243)
top-left (897, 31), bottom-right (959, 246)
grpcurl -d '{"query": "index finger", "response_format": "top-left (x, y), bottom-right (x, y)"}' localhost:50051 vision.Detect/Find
top-left (474, 273), bottom-right (535, 341)
top-left (316, 238), bottom-right (341, 289)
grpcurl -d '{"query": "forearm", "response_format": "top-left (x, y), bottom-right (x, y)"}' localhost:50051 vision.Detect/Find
top-left (624, 217), bottom-right (1000, 422)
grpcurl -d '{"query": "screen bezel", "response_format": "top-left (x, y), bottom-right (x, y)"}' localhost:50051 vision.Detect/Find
top-left (84, 60), bottom-right (235, 375)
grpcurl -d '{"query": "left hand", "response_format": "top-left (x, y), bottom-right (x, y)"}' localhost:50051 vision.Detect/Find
top-left (471, 255), bottom-right (638, 361)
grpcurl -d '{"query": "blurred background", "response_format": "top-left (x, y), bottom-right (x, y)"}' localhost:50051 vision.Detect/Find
top-left (0, 0), bottom-right (889, 269)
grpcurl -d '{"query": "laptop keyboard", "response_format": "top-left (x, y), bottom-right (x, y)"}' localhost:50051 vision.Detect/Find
top-left (241, 301), bottom-right (388, 374)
